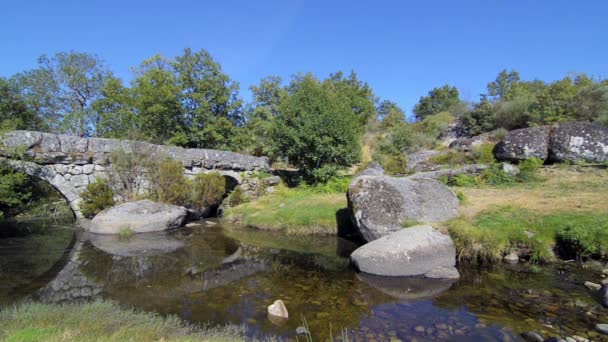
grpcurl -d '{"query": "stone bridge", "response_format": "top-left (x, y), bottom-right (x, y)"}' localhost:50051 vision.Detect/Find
top-left (0, 131), bottom-right (270, 218)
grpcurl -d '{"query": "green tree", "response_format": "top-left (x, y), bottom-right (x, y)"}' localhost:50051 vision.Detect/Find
top-left (271, 73), bottom-right (361, 181)
top-left (571, 84), bottom-right (608, 122)
top-left (376, 100), bottom-right (406, 129)
top-left (173, 48), bottom-right (243, 149)
top-left (131, 55), bottom-right (183, 144)
top-left (413, 85), bottom-right (462, 120)
top-left (487, 69), bottom-right (521, 100)
top-left (0, 77), bottom-right (43, 130)
top-left (324, 71), bottom-right (376, 127)
top-left (0, 161), bottom-right (32, 219)
top-left (12, 51), bottom-right (112, 136)
top-left (92, 76), bottom-right (137, 138)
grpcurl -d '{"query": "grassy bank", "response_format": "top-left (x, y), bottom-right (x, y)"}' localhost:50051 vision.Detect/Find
top-left (0, 301), bottom-right (244, 342)
top-left (446, 167), bottom-right (608, 263)
top-left (223, 182), bottom-right (348, 235)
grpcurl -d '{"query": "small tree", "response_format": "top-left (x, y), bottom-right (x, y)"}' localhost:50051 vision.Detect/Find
top-left (152, 158), bottom-right (190, 206)
top-left (79, 178), bottom-right (115, 218)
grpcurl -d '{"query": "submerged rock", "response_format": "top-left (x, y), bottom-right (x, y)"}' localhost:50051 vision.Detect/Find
top-left (89, 200), bottom-right (188, 234)
top-left (424, 266), bottom-right (460, 279)
top-left (350, 225), bottom-right (457, 278)
top-left (504, 251), bottom-right (520, 263)
top-left (267, 299), bottom-right (288, 319)
top-left (347, 175), bottom-right (459, 241)
top-left (356, 273), bottom-right (456, 300)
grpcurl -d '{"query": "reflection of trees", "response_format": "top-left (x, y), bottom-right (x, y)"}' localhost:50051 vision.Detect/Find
top-left (0, 218), bottom-right (75, 304)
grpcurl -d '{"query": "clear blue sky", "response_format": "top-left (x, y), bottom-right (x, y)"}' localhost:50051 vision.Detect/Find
top-left (2, 0), bottom-right (607, 115)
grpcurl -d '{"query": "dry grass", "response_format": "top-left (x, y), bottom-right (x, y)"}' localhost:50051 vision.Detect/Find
top-left (454, 166), bottom-right (608, 219)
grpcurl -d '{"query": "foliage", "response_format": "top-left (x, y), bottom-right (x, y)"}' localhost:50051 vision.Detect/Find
top-left (448, 207), bottom-right (608, 263)
top-left (152, 158), bottom-right (190, 206)
top-left (480, 163), bottom-right (515, 186)
top-left (298, 176), bottom-right (351, 194)
top-left (0, 301), bottom-right (244, 342)
top-left (11, 51), bottom-right (112, 136)
top-left (420, 111), bottom-right (455, 138)
top-left (376, 100), bottom-right (406, 129)
top-left (413, 85), bottom-right (463, 120)
top-left (0, 161), bottom-right (32, 219)
top-left (190, 172), bottom-right (226, 208)
top-left (270, 73), bottom-right (362, 182)
top-left (79, 178), bottom-right (115, 218)
top-left (309, 164), bottom-right (339, 184)
top-left (224, 186), bottom-right (248, 207)
top-left (517, 157), bottom-right (543, 181)
top-left (375, 153), bottom-right (408, 175)
top-left (110, 148), bottom-right (158, 201)
top-left (471, 143), bottom-right (496, 164)
top-left (0, 77), bottom-right (44, 131)
top-left (450, 174), bottom-right (479, 187)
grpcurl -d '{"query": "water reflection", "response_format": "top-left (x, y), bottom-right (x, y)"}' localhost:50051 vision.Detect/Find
top-left (3, 220), bottom-right (607, 341)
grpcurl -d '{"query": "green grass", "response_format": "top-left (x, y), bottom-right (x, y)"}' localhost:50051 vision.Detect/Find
top-left (223, 184), bottom-right (347, 235)
top-left (0, 301), bottom-right (244, 342)
top-left (447, 207), bottom-right (608, 263)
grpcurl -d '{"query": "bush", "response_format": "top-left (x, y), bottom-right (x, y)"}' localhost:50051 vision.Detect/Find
top-left (556, 224), bottom-right (608, 261)
top-left (152, 158), bottom-right (190, 206)
top-left (376, 153), bottom-right (408, 175)
top-left (480, 163), bottom-right (514, 186)
top-left (79, 178), bottom-right (115, 218)
top-left (420, 111), bottom-right (455, 138)
top-left (225, 186), bottom-right (249, 207)
top-left (450, 174), bottom-right (479, 187)
top-left (517, 157), bottom-right (543, 181)
top-left (471, 143), bottom-right (496, 164)
top-left (191, 172), bottom-right (226, 208)
top-left (110, 148), bottom-right (159, 200)
top-left (309, 164), bottom-right (339, 184)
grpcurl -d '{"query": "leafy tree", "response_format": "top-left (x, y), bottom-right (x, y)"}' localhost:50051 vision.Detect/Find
top-left (324, 71), bottom-right (376, 127)
top-left (460, 97), bottom-right (497, 136)
top-left (12, 51), bottom-right (112, 136)
top-left (0, 77), bottom-right (43, 130)
top-left (413, 85), bottom-right (462, 120)
top-left (173, 48), bottom-right (243, 149)
top-left (571, 84), bottom-right (608, 122)
top-left (92, 76), bottom-right (137, 138)
top-left (152, 158), bottom-right (190, 206)
top-left (487, 69), bottom-right (521, 100)
top-left (376, 100), bottom-right (406, 129)
top-left (131, 55), bottom-right (183, 144)
top-left (270, 73), bottom-right (361, 181)
top-left (0, 161), bottom-right (32, 219)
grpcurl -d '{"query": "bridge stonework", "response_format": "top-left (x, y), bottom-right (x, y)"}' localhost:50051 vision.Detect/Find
top-left (1, 131), bottom-right (270, 218)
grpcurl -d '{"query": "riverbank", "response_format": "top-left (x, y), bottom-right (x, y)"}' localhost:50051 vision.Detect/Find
top-left (0, 301), bottom-right (244, 342)
top-left (445, 166), bottom-right (608, 262)
top-left (223, 182), bottom-right (348, 235)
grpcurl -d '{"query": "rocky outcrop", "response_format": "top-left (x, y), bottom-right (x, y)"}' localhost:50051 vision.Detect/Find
top-left (493, 126), bottom-right (551, 161)
top-left (548, 122), bottom-right (608, 163)
top-left (89, 200), bottom-right (188, 234)
top-left (406, 150), bottom-right (442, 173)
top-left (350, 225), bottom-right (458, 278)
top-left (448, 132), bottom-right (495, 152)
top-left (494, 122), bottom-right (608, 163)
top-left (347, 175), bottom-right (459, 242)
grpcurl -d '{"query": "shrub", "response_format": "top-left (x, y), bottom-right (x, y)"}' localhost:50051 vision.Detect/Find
top-left (517, 157), bottom-right (543, 181)
top-left (225, 186), bottom-right (249, 207)
top-left (556, 224), bottom-right (608, 261)
top-left (118, 226), bottom-right (134, 240)
top-left (152, 158), bottom-right (190, 206)
top-left (420, 111), bottom-right (455, 138)
top-left (450, 174), bottom-right (479, 187)
top-left (79, 178), bottom-right (115, 218)
top-left (492, 128), bottom-right (508, 140)
top-left (309, 164), bottom-right (339, 184)
top-left (377, 153), bottom-right (408, 175)
top-left (110, 148), bottom-right (158, 200)
top-left (480, 163), bottom-right (514, 186)
top-left (471, 143), bottom-right (496, 164)
top-left (191, 172), bottom-right (226, 208)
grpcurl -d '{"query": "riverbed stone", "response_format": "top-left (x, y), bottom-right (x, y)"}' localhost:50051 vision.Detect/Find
top-left (267, 299), bottom-right (288, 319)
top-left (350, 225), bottom-right (457, 277)
top-left (504, 251), bottom-right (519, 263)
top-left (595, 324), bottom-right (608, 335)
top-left (347, 175), bottom-right (459, 241)
top-left (600, 284), bottom-right (608, 307)
top-left (584, 281), bottom-right (601, 291)
top-left (89, 200), bottom-right (188, 234)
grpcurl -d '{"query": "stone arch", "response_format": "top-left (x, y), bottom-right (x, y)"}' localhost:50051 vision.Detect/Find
top-left (1, 158), bottom-right (83, 219)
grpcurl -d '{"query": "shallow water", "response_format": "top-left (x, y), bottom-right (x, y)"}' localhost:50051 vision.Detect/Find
top-left (2, 219), bottom-right (608, 341)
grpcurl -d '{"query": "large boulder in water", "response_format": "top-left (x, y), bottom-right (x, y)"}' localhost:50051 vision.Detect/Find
top-left (347, 175), bottom-right (459, 242)
top-left (548, 122), bottom-right (608, 163)
top-left (89, 200), bottom-right (188, 234)
top-left (350, 225), bottom-right (458, 278)
top-left (493, 126), bottom-right (551, 161)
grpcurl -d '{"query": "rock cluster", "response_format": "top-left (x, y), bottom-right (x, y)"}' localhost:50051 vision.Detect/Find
top-left (494, 122), bottom-right (608, 163)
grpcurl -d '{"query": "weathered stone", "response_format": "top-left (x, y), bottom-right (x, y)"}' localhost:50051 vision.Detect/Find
top-left (58, 135), bottom-right (88, 153)
top-left (521, 331), bottom-right (544, 342)
top-left (350, 225), bottom-right (457, 277)
top-left (549, 122), bottom-right (608, 163)
top-left (40, 133), bottom-right (61, 152)
top-left (596, 324), bottom-right (608, 335)
top-left (424, 266), bottom-right (460, 279)
top-left (89, 200), bottom-right (187, 234)
top-left (584, 281), bottom-right (601, 291)
top-left (262, 176), bottom-right (281, 186)
top-left (82, 164), bottom-right (94, 174)
top-left (68, 165), bottom-right (83, 175)
top-left (504, 251), bottom-right (519, 262)
top-left (267, 299), bottom-right (288, 319)
top-left (70, 174), bottom-right (89, 188)
top-left (54, 164), bottom-right (68, 174)
top-left (359, 161), bottom-right (385, 176)
top-left (493, 126), bottom-right (551, 161)
top-left (406, 150), bottom-right (441, 172)
top-left (348, 175), bottom-right (459, 241)
top-left (600, 284), bottom-right (608, 308)
top-left (502, 163), bottom-right (520, 176)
